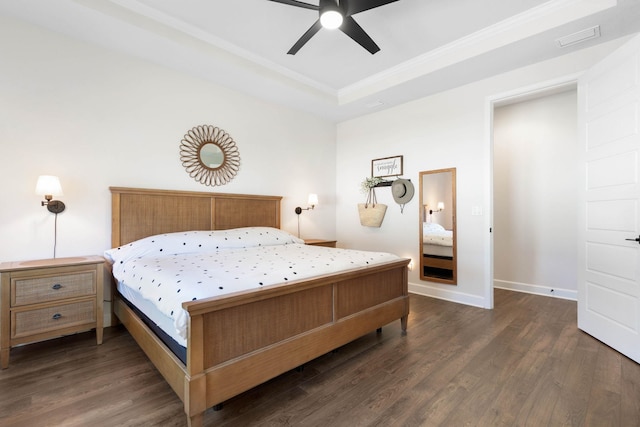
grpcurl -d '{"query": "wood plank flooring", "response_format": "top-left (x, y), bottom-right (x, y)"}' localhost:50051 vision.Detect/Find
top-left (1, 289), bottom-right (639, 426)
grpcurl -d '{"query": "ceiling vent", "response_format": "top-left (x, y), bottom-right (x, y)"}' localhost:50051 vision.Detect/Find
top-left (556, 25), bottom-right (601, 48)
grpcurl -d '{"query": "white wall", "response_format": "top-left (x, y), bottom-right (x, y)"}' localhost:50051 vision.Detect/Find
top-left (0, 16), bottom-right (337, 325)
top-left (0, 15), bottom-right (337, 264)
top-left (493, 90), bottom-right (578, 300)
top-left (336, 37), bottom-right (629, 308)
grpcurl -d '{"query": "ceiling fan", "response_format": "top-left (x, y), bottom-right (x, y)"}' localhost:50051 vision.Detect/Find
top-left (267, 0), bottom-right (399, 55)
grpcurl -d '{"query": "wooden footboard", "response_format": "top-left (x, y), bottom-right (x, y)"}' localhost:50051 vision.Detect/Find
top-left (115, 259), bottom-right (408, 427)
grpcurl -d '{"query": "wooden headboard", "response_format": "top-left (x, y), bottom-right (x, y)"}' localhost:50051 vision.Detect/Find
top-left (110, 187), bottom-right (282, 247)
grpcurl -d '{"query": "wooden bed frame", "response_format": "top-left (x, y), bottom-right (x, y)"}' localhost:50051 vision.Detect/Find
top-left (109, 187), bottom-right (409, 427)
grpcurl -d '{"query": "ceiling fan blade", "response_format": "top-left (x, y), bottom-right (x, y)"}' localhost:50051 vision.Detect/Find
top-left (340, 16), bottom-right (380, 54)
top-left (344, 0), bottom-right (399, 15)
top-left (266, 0), bottom-right (318, 11)
top-left (288, 19), bottom-right (323, 55)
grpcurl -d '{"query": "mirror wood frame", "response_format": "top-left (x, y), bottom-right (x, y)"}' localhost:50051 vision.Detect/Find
top-left (419, 168), bottom-right (457, 285)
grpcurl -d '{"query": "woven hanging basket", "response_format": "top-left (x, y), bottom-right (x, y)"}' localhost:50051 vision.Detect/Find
top-left (358, 188), bottom-right (387, 227)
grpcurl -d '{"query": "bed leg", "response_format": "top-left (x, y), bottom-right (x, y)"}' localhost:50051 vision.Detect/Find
top-left (401, 315), bottom-right (408, 334)
top-left (187, 412), bottom-right (203, 427)
top-left (376, 327), bottom-right (382, 334)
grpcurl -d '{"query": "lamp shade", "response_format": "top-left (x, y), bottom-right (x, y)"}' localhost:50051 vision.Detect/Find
top-left (437, 201), bottom-right (445, 211)
top-left (35, 175), bottom-right (63, 196)
top-left (308, 193), bottom-right (319, 206)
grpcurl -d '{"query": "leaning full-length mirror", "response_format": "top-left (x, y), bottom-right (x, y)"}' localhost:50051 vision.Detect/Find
top-left (419, 168), bottom-right (457, 285)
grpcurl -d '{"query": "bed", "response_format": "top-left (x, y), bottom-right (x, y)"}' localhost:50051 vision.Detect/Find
top-left (107, 187), bottom-right (410, 427)
top-left (422, 222), bottom-right (454, 274)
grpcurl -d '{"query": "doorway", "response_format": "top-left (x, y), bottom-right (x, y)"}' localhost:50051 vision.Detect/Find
top-left (487, 77), bottom-right (579, 307)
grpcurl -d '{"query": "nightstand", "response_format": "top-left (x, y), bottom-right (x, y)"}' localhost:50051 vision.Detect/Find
top-left (0, 256), bottom-right (104, 369)
top-left (304, 239), bottom-right (337, 248)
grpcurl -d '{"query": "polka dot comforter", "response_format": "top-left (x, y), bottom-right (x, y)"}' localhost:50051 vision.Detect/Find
top-left (422, 222), bottom-right (453, 246)
top-left (105, 227), bottom-right (400, 342)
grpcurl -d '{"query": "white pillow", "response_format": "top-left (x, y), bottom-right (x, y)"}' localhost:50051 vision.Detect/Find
top-left (104, 227), bottom-right (303, 265)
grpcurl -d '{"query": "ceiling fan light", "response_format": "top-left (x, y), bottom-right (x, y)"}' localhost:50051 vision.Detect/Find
top-left (320, 10), bottom-right (343, 29)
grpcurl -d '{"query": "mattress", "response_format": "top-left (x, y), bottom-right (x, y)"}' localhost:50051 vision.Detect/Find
top-left (106, 227), bottom-right (401, 347)
top-left (423, 243), bottom-right (453, 257)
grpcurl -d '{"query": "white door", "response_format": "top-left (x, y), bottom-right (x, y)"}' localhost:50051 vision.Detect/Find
top-left (578, 34), bottom-right (640, 363)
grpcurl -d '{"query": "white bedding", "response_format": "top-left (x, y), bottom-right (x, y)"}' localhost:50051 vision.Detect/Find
top-left (105, 227), bottom-right (400, 345)
top-left (422, 222), bottom-right (453, 247)
top-left (117, 279), bottom-right (184, 346)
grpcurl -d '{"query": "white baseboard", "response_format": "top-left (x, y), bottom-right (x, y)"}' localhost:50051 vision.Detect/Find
top-left (408, 282), bottom-right (488, 308)
top-left (493, 279), bottom-right (577, 301)
top-left (408, 280), bottom-right (577, 309)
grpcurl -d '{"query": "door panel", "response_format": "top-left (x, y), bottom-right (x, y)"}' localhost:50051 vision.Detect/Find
top-left (586, 282), bottom-right (637, 329)
top-left (588, 103), bottom-right (637, 146)
top-left (587, 199), bottom-right (636, 231)
top-left (586, 242), bottom-right (635, 279)
top-left (578, 33), bottom-right (640, 363)
top-left (587, 151), bottom-right (636, 188)
top-left (587, 56), bottom-right (636, 106)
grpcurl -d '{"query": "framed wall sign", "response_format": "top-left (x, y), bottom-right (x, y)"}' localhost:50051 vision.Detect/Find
top-left (372, 155), bottom-right (403, 178)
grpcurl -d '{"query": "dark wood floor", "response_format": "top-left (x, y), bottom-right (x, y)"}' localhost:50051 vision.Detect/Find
top-left (1, 289), bottom-right (639, 426)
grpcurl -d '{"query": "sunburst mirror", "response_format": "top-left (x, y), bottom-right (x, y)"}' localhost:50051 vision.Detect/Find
top-left (180, 125), bottom-right (241, 186)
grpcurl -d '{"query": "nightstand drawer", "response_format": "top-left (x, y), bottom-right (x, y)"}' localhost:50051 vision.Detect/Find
top-left (12, 271), bottom-right (96, 307)
top-left (12, 299), bottom-right (96, 339)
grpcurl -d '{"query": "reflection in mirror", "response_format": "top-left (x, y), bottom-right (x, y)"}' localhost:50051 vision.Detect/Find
top-left (200, 143), bottom-right (224, 168)
top-left (419, 168), bottom-right (456, 285)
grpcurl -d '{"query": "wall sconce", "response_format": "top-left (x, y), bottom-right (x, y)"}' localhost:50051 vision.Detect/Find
top-left (429, 202), bottom-right (444, 215)
top-left (295, 193), bottom-right (318, 215)
top-left (35, 175), bottom-right (65, 258)
top-left (295, 193), bottom-right (318, 238)
top-left (36, 175), bottom-right (66, 214)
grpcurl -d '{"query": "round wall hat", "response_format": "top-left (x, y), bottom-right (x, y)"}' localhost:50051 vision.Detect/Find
top-left (392, 178), bottom-right (415, 205)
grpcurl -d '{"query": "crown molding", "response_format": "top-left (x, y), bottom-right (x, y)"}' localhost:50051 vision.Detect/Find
top-left (107, 0), bottom-right (338, 97)
top-left (338, 0), bottom-right (616, 105)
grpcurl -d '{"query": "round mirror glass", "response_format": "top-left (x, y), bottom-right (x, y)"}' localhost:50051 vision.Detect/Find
top-left (200, 143), bottom-right (224, 169)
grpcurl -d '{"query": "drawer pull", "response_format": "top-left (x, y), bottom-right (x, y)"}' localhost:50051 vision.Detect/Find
top-left (52, 284), bottom-right (62, 290)
top-left (52, 313), bottom-right (62, 320)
